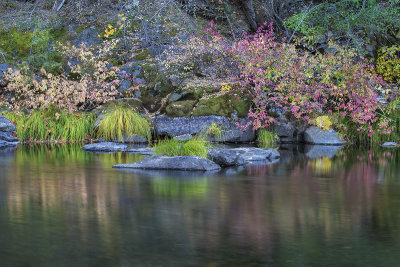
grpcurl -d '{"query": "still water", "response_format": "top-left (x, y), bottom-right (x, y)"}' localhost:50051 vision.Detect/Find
top-left (0, 144), bottom-right (399, 266)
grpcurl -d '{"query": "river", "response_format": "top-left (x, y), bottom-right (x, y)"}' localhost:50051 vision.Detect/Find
top-left (0, 144), bottom-right (399, 266)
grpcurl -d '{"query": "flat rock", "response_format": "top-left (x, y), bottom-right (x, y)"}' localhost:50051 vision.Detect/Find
top-left (113, 155), bottom-right (221, 171)
top-left (0, 114), bottom-right (16, 135)
top-left (381, 142), bottom-right (398, 148)
top-left (83, 142), bottom-right (127, 152)
top-left (208, 147), bottom-right (280, 166)
top-left (304, 126), bottom-right (346, 145)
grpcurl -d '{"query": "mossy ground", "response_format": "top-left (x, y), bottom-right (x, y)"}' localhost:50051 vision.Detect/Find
top-left (193, 94), bottom-right (250, 118)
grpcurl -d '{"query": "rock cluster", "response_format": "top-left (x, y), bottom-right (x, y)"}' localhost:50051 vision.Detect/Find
top-left (154, 115), bottom-right (255, 143)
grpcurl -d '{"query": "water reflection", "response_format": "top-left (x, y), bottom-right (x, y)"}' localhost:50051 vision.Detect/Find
top-left (0, 144), bottom-right (400, 266)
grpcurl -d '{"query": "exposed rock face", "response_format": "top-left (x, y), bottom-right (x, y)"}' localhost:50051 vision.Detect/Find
top-left (304, 126), bottom-right (346, 145)
top-left (208, 147), bottom-right (280, 166)
top-left (114, 156), bottom-right (221, 171)
top-left (154, 116), bottom-right (255, 143)
top-left (270, 121), bottom-right (306, 144)
top-left (83, 142), bottom-right (127, 152)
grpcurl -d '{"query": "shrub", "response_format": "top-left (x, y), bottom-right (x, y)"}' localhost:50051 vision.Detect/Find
top-left (2, 42), bottom-right (120, 112)
top-left (376, 45), bottom-right (400, 83)
top-left (315, 116), bottom-right (332, 131)
top-left (153, 137), bottom-right (209, 158)
top-left (3, 109), bottom-right (96, 142)
top-left (284, 0), bottom-right (400, 55)
top-left (0, 25), bottom-right (65, 73)
top-left (95, 105), bottom-right (151, 142)
top-left (234, 23), bottom-right (391, 140)
top-left (257, 129), bottom-right (278, 148)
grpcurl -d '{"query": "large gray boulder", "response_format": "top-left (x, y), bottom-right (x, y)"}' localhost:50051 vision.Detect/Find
top-left (270, 121), bottom-right (306, 144)
top-left (114, 156), bottom-right (221, 171)
top-left (208, 147), bottom-right (280, 166)
top-left (304, 126), bottom-right (346, 145)
top-left (154, 116), bottom-right (255, 143)
top-left (0, 114), bottom-right (15, 136)
top-left (83, 142), bottom-right (127, 152)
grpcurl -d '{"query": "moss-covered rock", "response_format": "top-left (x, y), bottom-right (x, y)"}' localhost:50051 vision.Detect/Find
top-left (193, 94), bottom-right (250, 118)
top-left (165, 100), bottom-right (196, 117)
top-left (134, 49), bottom-right (151, 60)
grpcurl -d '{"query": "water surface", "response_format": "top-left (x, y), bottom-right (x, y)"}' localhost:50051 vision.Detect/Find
top-left (0, 144), bottom-right (399, 266)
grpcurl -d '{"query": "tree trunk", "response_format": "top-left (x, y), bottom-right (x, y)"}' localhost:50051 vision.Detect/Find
top-left (241, 0), bottom-right (257, 31)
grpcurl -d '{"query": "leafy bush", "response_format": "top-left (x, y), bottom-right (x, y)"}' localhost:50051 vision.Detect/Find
top-left (95, 105), bottom-right (151, 142)
top-left (3, 109), bottom-right (96, 142)
top-left (1, 42), bottom-right (120, 112)
top-left (0, 25), bottom-right (65, 73)
top-left (153, 137), bottom-right (209, 158)
top-left (284, 0), bottom-right (400, 55)
top-left (233, 23), bottom-right (392, 140)
top-left (315, 116), bottom-right (333, 131)
top-left (376, 45), bottom-right (400, 83)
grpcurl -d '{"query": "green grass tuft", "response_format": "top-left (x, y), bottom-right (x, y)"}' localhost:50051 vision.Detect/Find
top-left (153, 137), bottom-right (209, 158)
top-left (206, 122), bottom-right (224, 139)
top-left (257, 129), bottom-right (279, 148)
top-left (3, 109), bottom-right (96, 142)
top-left (95, 104), bottom-right (151, 142)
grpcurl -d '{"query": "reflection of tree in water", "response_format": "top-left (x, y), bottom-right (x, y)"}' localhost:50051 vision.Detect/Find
top-left (2, 146), bottom-right (400, 265)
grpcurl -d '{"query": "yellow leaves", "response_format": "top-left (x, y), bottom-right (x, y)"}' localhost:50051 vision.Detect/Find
top-left (221, 83), bottom-right (232, 92)
top-left (376, 45), bottom-right (400, 83)
top-left (315, 116), bottom-right (332, 131)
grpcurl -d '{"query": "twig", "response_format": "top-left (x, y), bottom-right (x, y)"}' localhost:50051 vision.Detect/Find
top-left (224, 6), bottom-right (236, 41)
top-left (287, 4), bottom-right (322, 44)
top-left (57, 0), bottom-right (66, 12)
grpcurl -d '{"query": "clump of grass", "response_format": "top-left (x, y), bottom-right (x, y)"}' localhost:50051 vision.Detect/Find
top-left (206, 122), bottom-right (224, 139)
top-left (3, 109), bottom-right (96, 142)
top-left (96, 105), bottom-right (151, 142)
top-left (257, 129), bottom-right (279, 147)
top-left (153, 136), bottom-right (209, 158)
